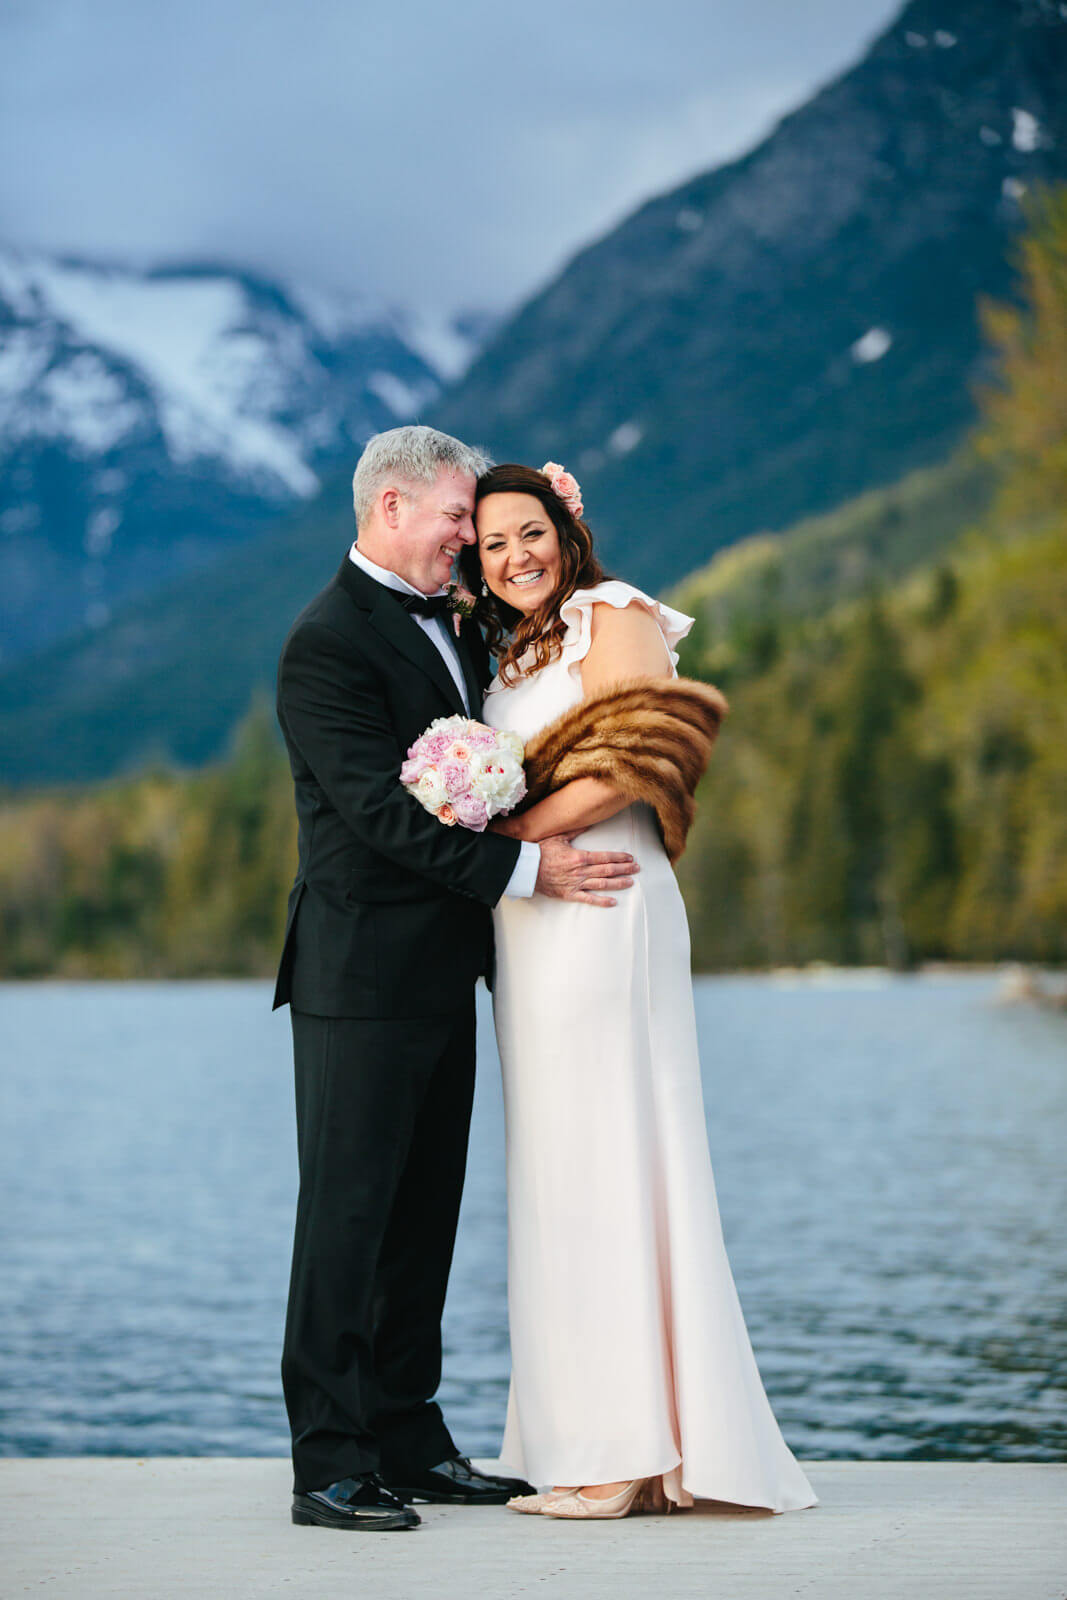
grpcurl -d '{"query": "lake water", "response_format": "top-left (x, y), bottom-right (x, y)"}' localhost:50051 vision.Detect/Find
top-left (1, 974), bottom-right (1064, 1462)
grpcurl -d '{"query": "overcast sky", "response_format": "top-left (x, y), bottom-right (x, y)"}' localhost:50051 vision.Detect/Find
top-left (1, 0), bottom-right (901, 319)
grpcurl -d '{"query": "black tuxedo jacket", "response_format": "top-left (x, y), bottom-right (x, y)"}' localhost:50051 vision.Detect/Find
top-left (273, 556), bottom-right (522, 1017)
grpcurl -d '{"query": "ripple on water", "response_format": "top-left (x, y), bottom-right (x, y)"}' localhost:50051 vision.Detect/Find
top-left (0, 974), bottom-right (1064, 1460)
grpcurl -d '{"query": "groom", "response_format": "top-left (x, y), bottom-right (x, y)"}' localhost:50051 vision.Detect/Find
top-left (273, 425), bottom-right (637, 1530)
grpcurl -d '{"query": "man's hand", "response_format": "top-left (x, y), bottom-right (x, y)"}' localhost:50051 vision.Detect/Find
top-left (535, 833), bottom-right (639, 907)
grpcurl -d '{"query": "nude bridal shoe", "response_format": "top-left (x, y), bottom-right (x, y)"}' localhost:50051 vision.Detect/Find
top-left (506, 1488), bottom-right (575, 1514)
top-left (542, 1478), bottom-right (654, 1520)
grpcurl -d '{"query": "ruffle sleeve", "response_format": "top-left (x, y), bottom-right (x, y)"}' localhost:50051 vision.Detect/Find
top-left (557, 580), bottom-right (695, 682)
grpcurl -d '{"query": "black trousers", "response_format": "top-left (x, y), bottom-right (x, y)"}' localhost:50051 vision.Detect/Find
top-left (281, 1002), bottom-right (476, 1493)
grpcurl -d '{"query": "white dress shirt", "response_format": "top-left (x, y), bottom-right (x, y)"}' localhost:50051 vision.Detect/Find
top-left (348, 543), bottom-right (539, 898)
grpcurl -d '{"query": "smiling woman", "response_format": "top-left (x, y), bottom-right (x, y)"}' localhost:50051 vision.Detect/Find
top-left (460, 460), bottom-right (814, 1517)
top-left (462, 462), bottom-right (610, 684)
top-left (479, 498), bottom-right (562, 603)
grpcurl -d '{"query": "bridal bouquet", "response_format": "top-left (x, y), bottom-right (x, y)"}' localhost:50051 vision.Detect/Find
top-left (400, 716), bottom-right (526, 832)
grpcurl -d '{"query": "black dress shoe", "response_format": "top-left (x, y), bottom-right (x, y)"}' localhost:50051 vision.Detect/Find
top-left (292, 1473), bottom-right (420, 1530)
top-left (385, 1455), bottom-right (537, 1505)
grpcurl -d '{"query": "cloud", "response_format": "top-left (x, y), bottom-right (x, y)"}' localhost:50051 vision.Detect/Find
top-left (0, 0), bottom-right (900, 316)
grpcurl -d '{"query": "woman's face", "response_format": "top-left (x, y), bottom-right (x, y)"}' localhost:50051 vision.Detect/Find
top-left (475, 491), bottom-right (562, 616)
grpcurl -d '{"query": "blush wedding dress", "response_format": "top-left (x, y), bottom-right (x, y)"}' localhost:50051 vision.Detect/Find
top-left (482, 579), bottom-right (817, 1512)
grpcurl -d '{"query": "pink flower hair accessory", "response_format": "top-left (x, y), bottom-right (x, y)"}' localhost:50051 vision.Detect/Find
top-left (541, 461), bottom-right (584, 520)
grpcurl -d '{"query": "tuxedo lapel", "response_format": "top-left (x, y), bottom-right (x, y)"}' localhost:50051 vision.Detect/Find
top-left (454, 623), bottom-right (485, 715)
top-left (335, 556), bottom-right (467, 716)
top-left (367, 592), bottom-right (469, 715)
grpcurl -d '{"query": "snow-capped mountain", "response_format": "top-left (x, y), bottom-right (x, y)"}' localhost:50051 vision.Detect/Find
top-left (5, 0), bottom-right (1066, 786)
top-left (0, 251), bottom-right (485, 659)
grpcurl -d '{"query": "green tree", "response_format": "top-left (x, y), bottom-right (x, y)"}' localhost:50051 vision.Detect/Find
top-left (976, 184), bottom-right (1067, 523)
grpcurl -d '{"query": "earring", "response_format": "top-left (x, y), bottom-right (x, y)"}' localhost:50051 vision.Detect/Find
top-left (480, 578), bottom-right (488, 596)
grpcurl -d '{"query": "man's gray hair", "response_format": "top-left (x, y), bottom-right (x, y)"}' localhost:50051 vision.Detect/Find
top-left (352, 425), bottom-right (492, 528)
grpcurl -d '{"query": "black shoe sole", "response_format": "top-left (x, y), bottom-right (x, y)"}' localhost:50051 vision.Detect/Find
top-left (292, 1504), bottom-right (419, 1531)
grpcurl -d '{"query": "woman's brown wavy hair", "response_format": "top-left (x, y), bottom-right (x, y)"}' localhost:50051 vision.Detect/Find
top-left (459, 463), bottom-right (609, 686)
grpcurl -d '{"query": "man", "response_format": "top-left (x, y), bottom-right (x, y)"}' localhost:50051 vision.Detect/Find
top-left (274, 426), bottom-right (638, 1530)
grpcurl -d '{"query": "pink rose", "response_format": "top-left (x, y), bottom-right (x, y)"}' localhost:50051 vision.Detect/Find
top-left (424, 733), bottom-right (451, 759)
top-left (540, 460), bottom-right (583, 519)
top-left (453, 793), bottom-right (489, 831)
top-left (449, 741), bottom-right (472, 763)
top-left (554, 479), bottom-right (584, 518)
top-left (437, 803), bottom-right (457, 826)
top-left (400, 756), bottom-right (425, 785)
top-left (440, 760), bottom-right (468, 797)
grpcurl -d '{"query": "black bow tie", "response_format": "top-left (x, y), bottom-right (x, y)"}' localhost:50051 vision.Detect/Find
top-left (396, 591), bottom-right (450, 620)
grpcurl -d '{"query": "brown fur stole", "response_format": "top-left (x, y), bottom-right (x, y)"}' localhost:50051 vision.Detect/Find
top-left (518, 677), bottom-right (729, 863)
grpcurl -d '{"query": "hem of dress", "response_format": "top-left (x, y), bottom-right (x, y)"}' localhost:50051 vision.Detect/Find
top-left (670, 1466), bottom-right (820, 1514)
top-left (509, 1451), bottom-right (819, 1515)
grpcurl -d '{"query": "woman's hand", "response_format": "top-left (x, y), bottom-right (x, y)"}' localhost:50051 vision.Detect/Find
top-left (489, 813), bottom-right (525, 840)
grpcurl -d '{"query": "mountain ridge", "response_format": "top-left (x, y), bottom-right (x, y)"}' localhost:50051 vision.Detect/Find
top-left (0, 248), bottom-right (484, 659)
top-left (430, 0), bottom-right (1067, 590)
top-left (0, 445), bottom-right (993, 787)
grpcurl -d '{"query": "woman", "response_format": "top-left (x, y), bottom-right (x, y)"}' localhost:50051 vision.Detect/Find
top-left (460, 462), bottom-right (817, 1521)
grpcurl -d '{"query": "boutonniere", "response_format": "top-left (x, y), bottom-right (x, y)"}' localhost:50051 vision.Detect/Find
top-left (447, 582), bottom-right (478, 638)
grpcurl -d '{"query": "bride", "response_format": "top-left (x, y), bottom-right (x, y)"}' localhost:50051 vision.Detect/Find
top-left (460, 461), bottom-right (817, 1521)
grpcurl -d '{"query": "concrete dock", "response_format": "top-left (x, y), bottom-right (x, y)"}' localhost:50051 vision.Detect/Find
top-left (2, 1459), bottom-right (1064, 1598)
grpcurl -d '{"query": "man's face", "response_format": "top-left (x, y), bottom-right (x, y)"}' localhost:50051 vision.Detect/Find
top-left (394, 468), bottom-right (477, 593)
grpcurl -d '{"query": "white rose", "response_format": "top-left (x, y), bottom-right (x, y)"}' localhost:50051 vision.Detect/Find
top-left (468, 753), bottom-right (500, 800)
top-left (427, 715), bottom-right (463, 737)
top-left (415, 768), bottom-right (447, 811)
top-left (496, 730), bottom-right (524, 762)
top-left (471, 751), bottom-right (526, 810)
top-left (497, 771), bottom-right (527, 810)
